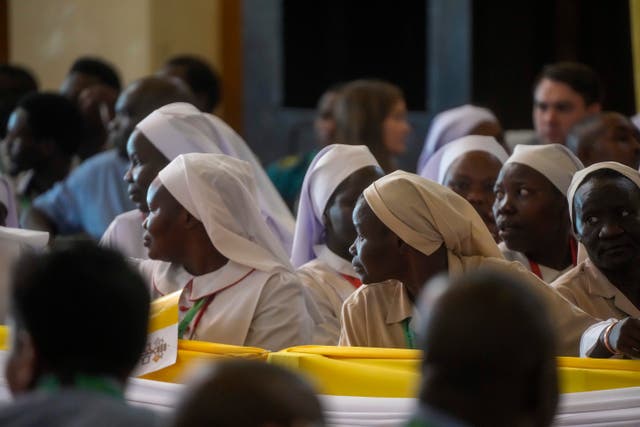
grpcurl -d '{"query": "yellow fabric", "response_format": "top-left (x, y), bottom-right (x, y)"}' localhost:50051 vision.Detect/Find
top-left (140, 339), bottom-right (268, 383)
top-left (149, 290), bottom-right (180, 331)
top-left (268, 346), bottom-right (640, 397)
top-left (0, 324), bottom-right (639, 393)
top-left (268, 346), bottom-right (421, 398)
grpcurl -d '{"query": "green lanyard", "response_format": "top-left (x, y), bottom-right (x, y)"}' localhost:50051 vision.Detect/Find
top-left (178, 297), bottom-right (208, 339)
top-left (38, 374), bottom-right (124, 399)
top-left (402, 318), bottom-right (416, 349)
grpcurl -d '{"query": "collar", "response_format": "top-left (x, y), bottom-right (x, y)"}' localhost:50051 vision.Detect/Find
top-left (385, 280), bottom-right (414, 325)
top-left (152, 260), bottom-right (254, 300)
top-left (584, 259), bottom-right (640, 317)
top-left (313, 244), bottom-right (357, 277)
top-left (189, 261), bottom-right (255, 300)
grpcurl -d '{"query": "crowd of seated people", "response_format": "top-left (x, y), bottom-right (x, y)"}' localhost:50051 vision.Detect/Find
top-left (1, 55), bottom-right (640, 426)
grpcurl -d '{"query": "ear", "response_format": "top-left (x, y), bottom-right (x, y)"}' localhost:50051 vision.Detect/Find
top-left (182, 209), bottom-right (200, 230)
top-left (6, 330), bottom-right (38, 395)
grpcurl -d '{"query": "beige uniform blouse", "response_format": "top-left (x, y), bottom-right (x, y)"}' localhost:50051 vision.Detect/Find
top-left (137, 259), bottom-right (313, 351)
top-left (552, 259), bottom-right (640, 320)
top-left (339, 254), bottom-right (596, 356)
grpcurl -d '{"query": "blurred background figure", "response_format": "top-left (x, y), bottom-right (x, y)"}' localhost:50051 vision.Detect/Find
top-left (566, 112), bottom-right (640, 169)
top-left (268, 85), bottom-right (341, 211)
top-left (158, 55), bottom-right (221, 114)
top-left (2, 92), bottom-right (83, 208)
top-left (0, 64), bottom-right (38, 141)
top-left (411, 269), bottom-right (558, 427)
top-left (23, 76), bottom-right (192, 240)
top-left (333, 79), bottom-right (410, 173)
top-left (418, 104), bottom-right (504, 173)
top-left (170, 360), bottom-right (324, 427)
top-left (59, 57), bottom-right (122, 162)
top-left (532, 61), bottom-right (602, 145)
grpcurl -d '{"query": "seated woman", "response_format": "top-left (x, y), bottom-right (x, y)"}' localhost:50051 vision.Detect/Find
top-left (493, 144), bottom-right (584, 282)
top-left (420, 135), bottom-right (508, 241)
top-left (292, 144), bottom-right (384, 344)
top-left (339, 171), bottom-right (595, 355)
top-left (137, 153), bottom-right (312, 351)
top-left (102, 102), bottom-right (293, 258)
top-left (417, 104), bottom-right (504, 173)
top-left (333, 79), bottom-right (410, 173)
top-left (553, 162), bottom-right (640, 358)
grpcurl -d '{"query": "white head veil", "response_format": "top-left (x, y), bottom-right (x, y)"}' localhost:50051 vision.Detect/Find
top-left (363, 171), bottom-right (503, 260)
top-left (136, 102), bottom-right (223, 160)
top-left (0, 177), bottom-right (18, 228)
top-left (158, 153), bottom-right (292, 272)
top-left (419, 135), bottom-right (508, 183)
top-left (504, 144), bottom-right (584, 196)
top-left (137, 102), bottom-right (295, 254)
top-left (291, 144), bottom-right (380, 267)
top-left (417, 105), bottom-right (498, 172)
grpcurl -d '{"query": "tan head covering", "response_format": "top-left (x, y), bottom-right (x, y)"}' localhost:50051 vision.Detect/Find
top-left (505, 144), bottom-right (584, 196)
top-left (363, 170), bottom-right (502, 259)
top-left (567, 161), bottom-right (640, 225)
top-left (158, 153), bottom-right (292, 273)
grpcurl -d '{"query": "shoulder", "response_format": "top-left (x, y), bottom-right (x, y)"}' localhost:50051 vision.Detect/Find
top-left (262, 269), bottom-right (302, 289)
top-left (551, 261), bottom-right (590, 291)
top-left (343, 280), bottom-right (398, 310)
top-left (70, 150), bottom-right (123, 178)
top-left (0, 390), bottom-right (161, 427)
top-left (297, 258), bottom-right (331, 281)
top-left (105, 209), bottom-right (141, 228)
top-left (498, 242), bottom-right (529, 264)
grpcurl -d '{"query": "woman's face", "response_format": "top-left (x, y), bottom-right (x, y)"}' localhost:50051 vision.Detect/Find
top-left (493, 163), bottom-right (568, 253)
top-left (142, 178), bottom-right (186, 261)
top-left (443, 151), bottom-right (503, 240)
top-left (382, 99), bottom-right (410, 155)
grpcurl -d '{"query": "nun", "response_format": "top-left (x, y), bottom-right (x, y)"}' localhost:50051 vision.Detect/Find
top-left (135, 153), bottom-right (312, 350)
top-left (420, 135), bottom-right (508, 241)
top-left (494, 144), bottom-right (584, 282)
top-left (102, 103), bottom-right (294, 258)
top-left (292, 144), bottom-right (384, 344)
top-left (417, 104), bottom-right (502, 172)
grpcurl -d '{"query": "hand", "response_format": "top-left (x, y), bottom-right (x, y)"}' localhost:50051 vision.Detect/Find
top-left (607, 318), bottom-right (640, 358)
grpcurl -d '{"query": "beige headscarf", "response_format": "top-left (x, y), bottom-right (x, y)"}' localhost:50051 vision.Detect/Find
top-left (363, 170), bottom-right (503, 260)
